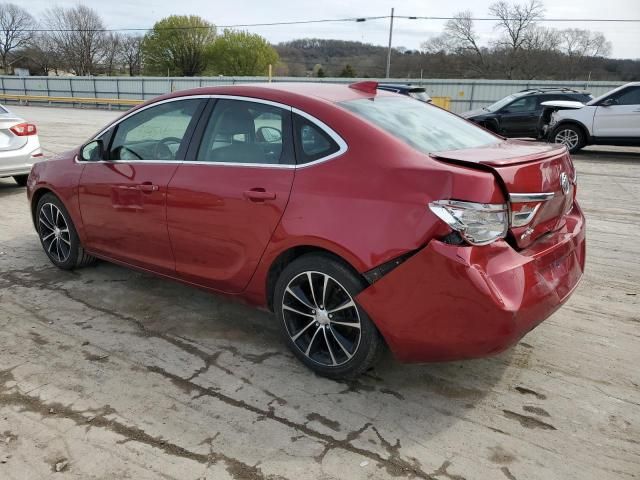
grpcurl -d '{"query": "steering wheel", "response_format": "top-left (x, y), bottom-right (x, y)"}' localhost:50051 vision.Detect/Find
top-left (115, 146), bottom-right (143, 160)
top-left (154, 137), bottom-right (182, 160)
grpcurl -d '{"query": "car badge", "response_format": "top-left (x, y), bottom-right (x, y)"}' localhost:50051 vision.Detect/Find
top-left (560, 172), bottom-right (570, 195)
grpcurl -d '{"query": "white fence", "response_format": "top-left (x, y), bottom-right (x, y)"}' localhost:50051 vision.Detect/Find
top-left (0, 76), bottom-right (624, 113)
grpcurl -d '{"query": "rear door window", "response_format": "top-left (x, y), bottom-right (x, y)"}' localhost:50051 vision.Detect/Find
top-left (293, 114), bottom-right (341, 164)
top-left (196, 99), bottom-right (293, 165)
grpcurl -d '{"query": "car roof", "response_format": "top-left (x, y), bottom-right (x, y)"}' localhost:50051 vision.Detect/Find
top-left (517, 88), bottom-right (591, 96)
top-left (154, 83), bottom-right (396, 106)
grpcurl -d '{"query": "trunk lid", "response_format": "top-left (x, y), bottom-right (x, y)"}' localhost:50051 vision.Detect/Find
top-left (432, 140), bottom-right (576, 249)
top-left (0, 114), bottom-right (28, 152)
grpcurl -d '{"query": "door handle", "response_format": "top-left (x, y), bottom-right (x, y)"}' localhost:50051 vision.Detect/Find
top-left (137, 182), bottom-right (159, 193)
top-left (243, 188), bottom-right (276, 202)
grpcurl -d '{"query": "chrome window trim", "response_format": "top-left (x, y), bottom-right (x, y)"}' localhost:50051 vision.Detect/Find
top-left (292, 107), bottom-right (348, 168)
top-left (509, 192), bottom-right (555, 203)
top-left (181, 160), bottom-right (295, 169)
top-left (79, 94), bottom-right (348, 169)
top-left (91, 94), bottom-right (213, 140)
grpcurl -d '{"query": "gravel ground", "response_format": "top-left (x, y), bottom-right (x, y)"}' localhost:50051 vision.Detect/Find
top-left (0, 105), bottom-right (638, 480)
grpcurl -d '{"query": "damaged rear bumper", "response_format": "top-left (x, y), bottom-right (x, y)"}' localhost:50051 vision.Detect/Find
top-left (356, 204), bottom-right (586, 363)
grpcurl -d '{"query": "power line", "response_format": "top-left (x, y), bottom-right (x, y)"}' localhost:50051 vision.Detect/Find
top-left (396, 15), bottom-right (640, 23)
top-left (18, 15), bottom-right (640, 33)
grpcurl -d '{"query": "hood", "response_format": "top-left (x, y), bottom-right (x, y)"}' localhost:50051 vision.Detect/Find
top-left (540, 100), bottom-right (585, 110)
top-left (430, 139), bottom-right (566, 167)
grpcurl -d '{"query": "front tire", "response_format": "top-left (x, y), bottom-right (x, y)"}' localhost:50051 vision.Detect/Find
top-left (36, 193), bottom-right (96, 270)
top-left (274, 254), bottom-right (384, 379)
top-left (13, 175), bottom-right (28, 186)
top-left (552, 124), bottom-right (585, 153)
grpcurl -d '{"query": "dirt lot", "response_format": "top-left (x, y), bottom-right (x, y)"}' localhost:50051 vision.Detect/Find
top-left (1, 106), bottom-right (638, 480)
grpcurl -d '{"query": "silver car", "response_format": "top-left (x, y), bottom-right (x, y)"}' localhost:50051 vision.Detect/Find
top-left (0, 104), bottom-right (43, 186)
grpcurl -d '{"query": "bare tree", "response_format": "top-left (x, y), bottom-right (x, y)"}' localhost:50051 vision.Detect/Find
top-left (43, 5), bottom-right (106, 75)
top-left (23, 33), bottom-right (62, 75)
top-left (522, 26), bottom-right (561, 51)
top-left (559, 29), bottom-right (611, 58)
top-left (0, 3), bottom-right (35, 73)
top-left (103, 32), bottom-right (122, 75)
top-left (557, 28), bottom-right (611, 78)
top-left (422, 11), bottom-right (487, 74)
top-left (120, 34), bottom-right (143, 76)
top-left (489, 0), bottom-right (545, 78)
top-left (490, 0), bottom-right (545, 51)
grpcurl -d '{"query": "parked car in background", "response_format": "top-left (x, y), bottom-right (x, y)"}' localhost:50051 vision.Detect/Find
top-left (543, 82), bottom-right (640, 153)
top-left (377, 84), bottom-right (432, 103)
top-left (27, 81), bottom-right (585, 378)
top-left (0, 104), bottom-right (43, 186)
top-left (460, 88), bottom-right (592, 138)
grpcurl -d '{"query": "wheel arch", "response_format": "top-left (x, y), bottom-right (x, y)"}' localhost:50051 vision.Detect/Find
top-left (553, 120), bottom-right (591, 144)
top-left (30, 186), bottom-right (56, 229)
top-left (264, 244), bottom-right (366, 312)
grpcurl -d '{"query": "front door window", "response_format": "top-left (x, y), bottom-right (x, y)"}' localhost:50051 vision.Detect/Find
top-left (109, 99), bottom-right (203, 161)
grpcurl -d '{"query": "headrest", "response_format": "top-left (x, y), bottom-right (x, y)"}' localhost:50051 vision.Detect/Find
top-left (216, 106), bottom-right (255, 135)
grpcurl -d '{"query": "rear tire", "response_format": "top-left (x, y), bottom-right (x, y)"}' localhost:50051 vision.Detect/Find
top-left (552, 124), bottom-right (585, 153)
top-left (36, 193), bottom-right (96, 270)
top-left (274, 253), bottom-right (384, 379)
top-left (13, 175), bottom-right (28, 187)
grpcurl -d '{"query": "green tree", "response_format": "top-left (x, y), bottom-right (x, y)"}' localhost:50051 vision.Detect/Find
top-left (316, 67), bottom-right (325, 77)
top-left (142, 15), bottom-right (216, 76)
top-left (339, 64), bottom-right (356, 77)
top-left (210, 29), bottom-right (278, 76)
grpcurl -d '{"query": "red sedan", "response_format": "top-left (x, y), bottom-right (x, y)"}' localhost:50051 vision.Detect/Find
top-left (27, 82), bottom-right (585, 378)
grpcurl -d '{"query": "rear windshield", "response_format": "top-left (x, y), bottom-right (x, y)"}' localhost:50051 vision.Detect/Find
top-left (341, 97), bottom-right (499, 153)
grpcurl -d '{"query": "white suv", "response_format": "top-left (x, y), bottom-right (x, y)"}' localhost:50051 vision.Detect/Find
top-left (544, 82), bottom-right (640, 153)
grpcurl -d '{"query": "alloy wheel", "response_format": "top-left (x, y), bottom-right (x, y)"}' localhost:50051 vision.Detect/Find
top-left (282, 271), bottom-right (361, 367)
top-left (38, 202), bottom-right (72, 263)
top-left (554, 129), bottom-right (579, 150)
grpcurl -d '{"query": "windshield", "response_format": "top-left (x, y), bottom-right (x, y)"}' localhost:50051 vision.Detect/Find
top-left (587, 84), bottom-right (628, 106)
top-left (486, 94), bottom-right (520, 112)
top-left (341, 97), bottom-right (500, 154)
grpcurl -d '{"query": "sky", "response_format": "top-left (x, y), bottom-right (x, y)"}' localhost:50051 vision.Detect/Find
top-left (29, 0), bottom-right (640, 59)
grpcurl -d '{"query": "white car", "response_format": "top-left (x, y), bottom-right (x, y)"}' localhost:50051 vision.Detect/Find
top-left (543, 82), bottom-right (640, 153)
top-left (0, 104), bottom-right (43, 186)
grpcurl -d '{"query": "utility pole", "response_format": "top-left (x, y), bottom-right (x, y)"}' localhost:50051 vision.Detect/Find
top-left (385, 7), bottom-right (394, 78)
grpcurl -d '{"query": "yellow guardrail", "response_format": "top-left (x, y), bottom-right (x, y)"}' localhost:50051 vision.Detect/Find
top-left (431, 96), bottom-right (451, 110)
top-left (0, 93), bottom-right (142, 107)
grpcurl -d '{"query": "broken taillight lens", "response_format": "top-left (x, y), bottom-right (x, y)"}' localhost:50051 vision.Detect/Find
top-left (428, 200), bottom-right (509, 246)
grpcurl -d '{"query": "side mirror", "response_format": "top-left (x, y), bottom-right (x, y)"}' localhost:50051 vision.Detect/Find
top-left (601, 98), bottom-right (617, 107)
top-left (79, 139), bottom-right (104, 161)
top-left (257, 126), bottom-right (282, 143)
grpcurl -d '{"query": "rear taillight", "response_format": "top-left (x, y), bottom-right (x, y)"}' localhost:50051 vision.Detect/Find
top-left (429, 200), bottom-right (509, 246)
top-left (10, 122), bottom-right (37, 136)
